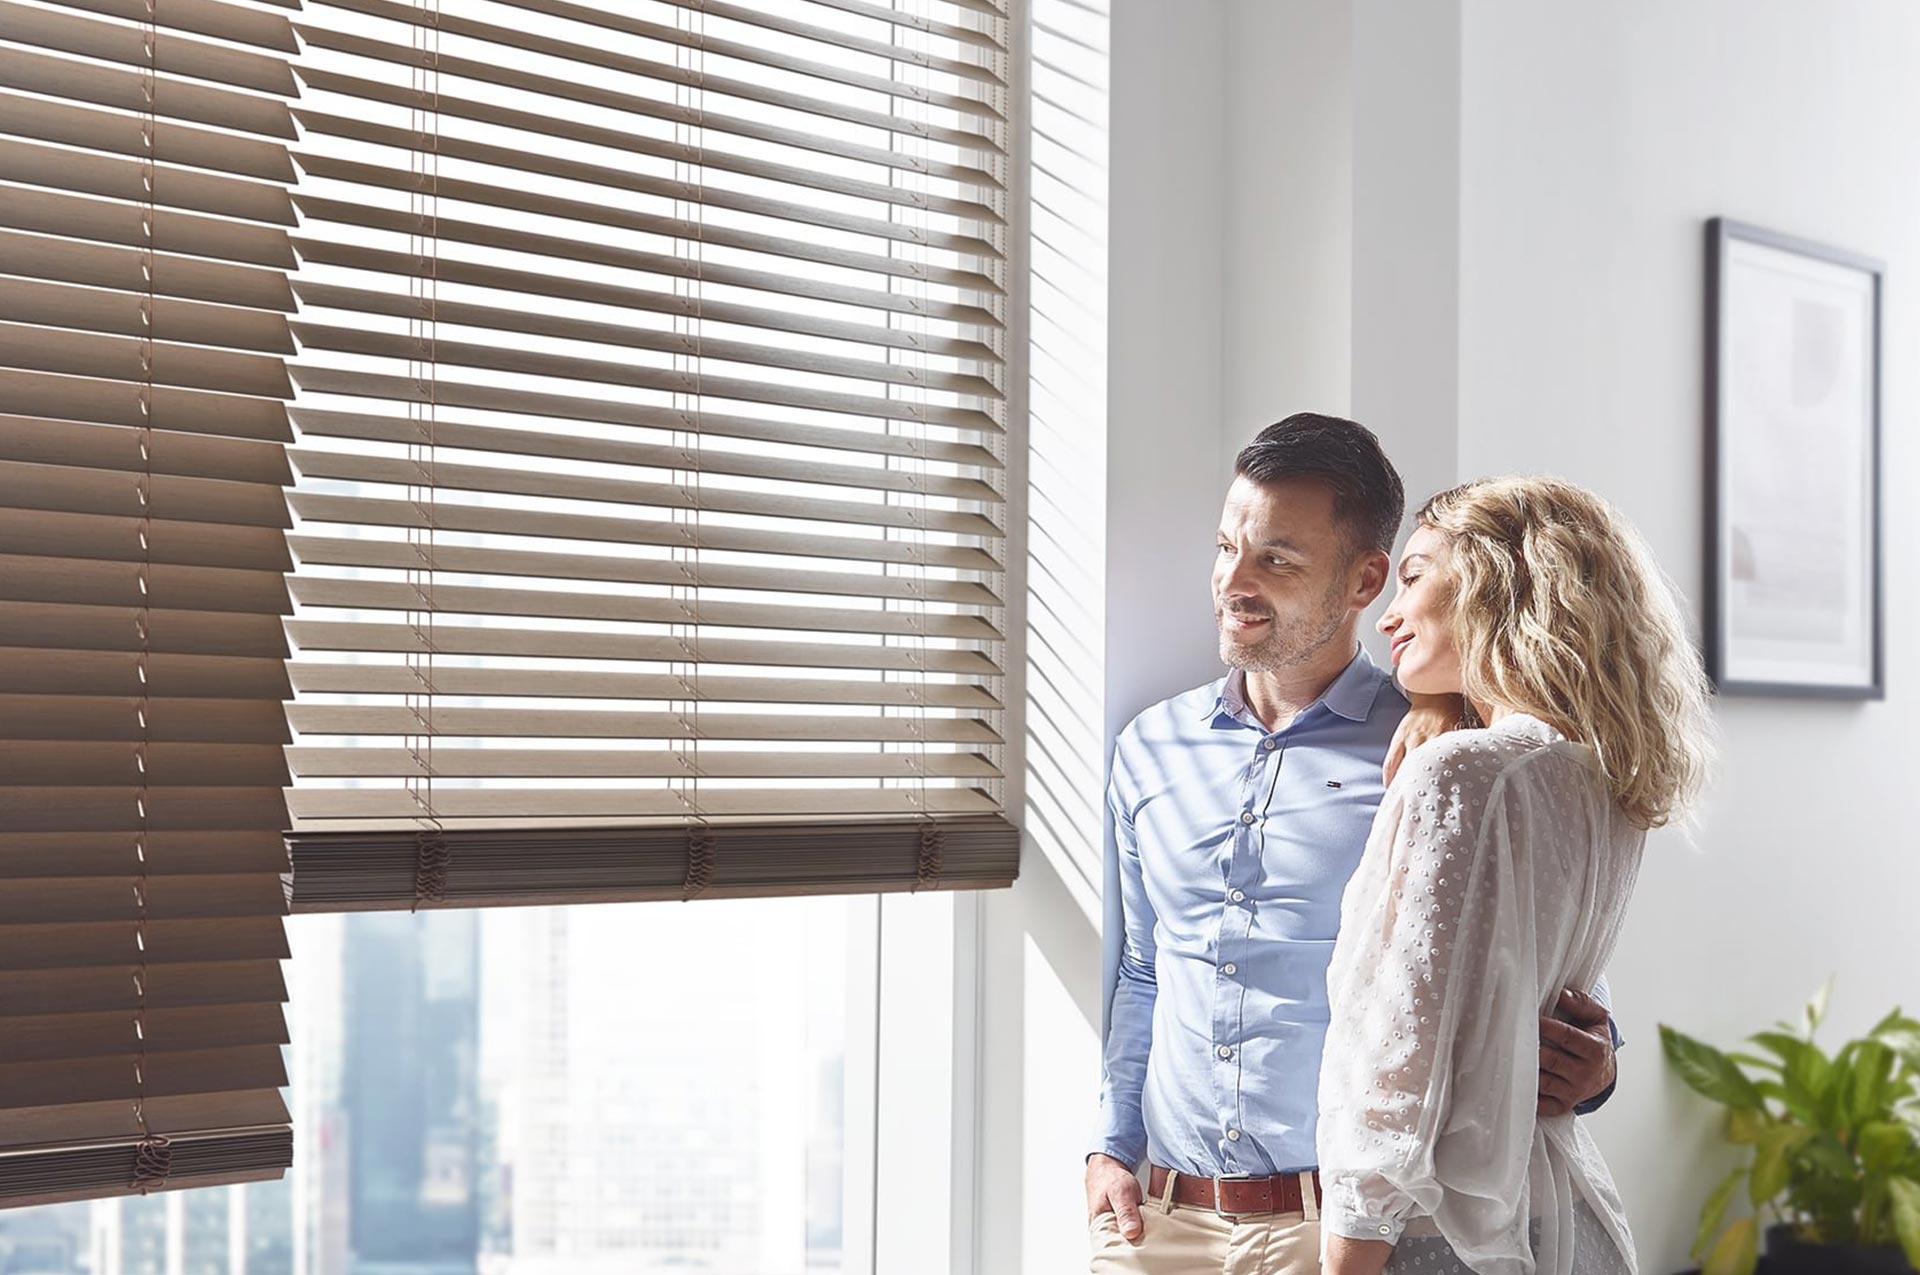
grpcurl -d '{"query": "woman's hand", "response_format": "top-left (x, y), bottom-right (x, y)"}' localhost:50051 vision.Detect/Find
top-left (1324, 1234), bottom-right (1395, 1275)
top-left (1383, 692), bottom-right (1466, 784)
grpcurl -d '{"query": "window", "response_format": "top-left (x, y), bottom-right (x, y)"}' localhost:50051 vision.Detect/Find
top-left (0, 0), bottom-right (1015, 1240)
top-left (0, 894), bottom-right (875, 1274)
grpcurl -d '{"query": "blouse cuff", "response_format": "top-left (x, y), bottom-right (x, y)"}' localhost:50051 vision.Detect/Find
top-left (1320, 1194), bottom-right (1407, 1244)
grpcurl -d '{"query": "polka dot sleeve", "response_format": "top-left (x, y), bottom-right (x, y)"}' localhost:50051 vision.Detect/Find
top-left (1315, 730), bottom-right (1541, 1251)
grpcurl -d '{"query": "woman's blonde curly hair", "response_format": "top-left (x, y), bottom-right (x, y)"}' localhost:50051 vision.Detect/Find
top-left (1417, 476), bottom-right (1715, 829)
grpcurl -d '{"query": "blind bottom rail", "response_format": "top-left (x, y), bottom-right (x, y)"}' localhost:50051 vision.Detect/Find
top-left (0, 1126), bottom-right (292, 1209)
top-left (287, 815), bottom-right (1021, 911)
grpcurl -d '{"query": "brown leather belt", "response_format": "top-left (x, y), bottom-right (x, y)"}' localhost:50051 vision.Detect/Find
top-left (1147, 1165), bottom-right (1322, 1218)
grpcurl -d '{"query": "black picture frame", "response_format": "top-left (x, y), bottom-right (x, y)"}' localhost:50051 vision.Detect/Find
top-left (1704, 217), bottom-right (1885, 698)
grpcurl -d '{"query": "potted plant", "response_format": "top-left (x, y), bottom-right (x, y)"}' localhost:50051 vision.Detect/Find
top-left (1661, 984), bottom-right (1920, 1275)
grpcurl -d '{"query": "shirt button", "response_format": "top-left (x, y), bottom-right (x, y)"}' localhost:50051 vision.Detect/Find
top-left (1229, 889), bottom-right (1246, 904)
top-left (1217, 1044), bottom-right (1233, 1060)
top-left (1238, 810), bottom-right (1257, 825)
top-left (1263, 738), bottom-right (1277, 750)
top-left (1379, 1225), bottom-right (1393, 1236)
top-left (1222, 963), bottom-right (1238, 975)
top-left (1226, 1129), bottom-right (1241, 1142)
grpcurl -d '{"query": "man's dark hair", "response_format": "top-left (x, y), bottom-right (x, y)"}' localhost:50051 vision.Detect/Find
top-left (1233, 413), bottom-right (1406, 557)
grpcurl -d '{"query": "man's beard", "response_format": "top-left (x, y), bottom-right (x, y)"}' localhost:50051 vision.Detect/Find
top-left (1215, 587), bottom-right (1350, 673)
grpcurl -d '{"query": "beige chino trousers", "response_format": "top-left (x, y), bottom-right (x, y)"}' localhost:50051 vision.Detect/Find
top-left (1088, 1173), bottom-right (1322, 1275)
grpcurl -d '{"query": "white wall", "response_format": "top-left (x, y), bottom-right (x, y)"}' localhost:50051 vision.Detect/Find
top-left (1454, 4), bottom-right (1920, 1267)
top-left (1221, 0), bottom-right (1355, 438)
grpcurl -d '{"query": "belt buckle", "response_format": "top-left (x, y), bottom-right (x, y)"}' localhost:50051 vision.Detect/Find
top-left (1212, 1172), bottom-right (1261, 1220)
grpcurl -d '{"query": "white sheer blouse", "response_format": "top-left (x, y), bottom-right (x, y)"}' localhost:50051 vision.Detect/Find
top-left (1316, 714), bottom-right (1643, 1275)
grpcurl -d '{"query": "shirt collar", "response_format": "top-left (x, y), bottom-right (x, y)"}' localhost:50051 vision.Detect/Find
top-left (1200, 646), bottom-right (1386, 727)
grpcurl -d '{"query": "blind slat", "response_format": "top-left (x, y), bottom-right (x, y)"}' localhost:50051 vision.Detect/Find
top-left (286, 576), bottom-right (1002, 642)
top-left (0, 416), bottom-right (295, 486)
top-left (286, 534), bottom-right (1001, 606)
top-left (0, 650), bottom-right (290, 700)
top-left (0, 554), bottom-right (292, 615)
top-left (0, 841), bottom-right (290, 881)
top-left (0, 508), bottom-right (295, 572)
top-left (289, 490), bottom-right (1001, 571)
top-left (0, 321), bottom-right (295, 399)
top-left (0, 187), bottom-right (299, 272)
top-left (284, 231), bottom-right (999, 357)
top-left (293, 36), bottom-right (1002, 185)
top-left (0, 369), bottom-right (293, 440)
top-left (485, 0), bottom-right (1007, 103)
top-left (288, 663), bottom-right (1000, 709)
top-left (0, 1004), bottom-right (289, 1065)
top-left (288, 384), bottom-right (1002, 466)
top-left (287, 324), bottom-right (997, 433)
top-left (0, 1089), bottom-right (287, 1149)
top-left (286, 703), bottom-right (999, 744)
top-left (286, 746), bottom-right (1000, 780)
top-left (291, 280), bottom-right (1002, 399)
top-left (291, 149), bottom-right (1002, 266)
top-left (0, 46), bottom-right (299, 140)
top-left (0, 602), bottom-right (290, 658)
top-left (0, 961), bottom-right (288, 1018)
top-left (0, 278), bottom-right (295, 356)
top-left (283, 407), bottom-right (1000, 500)
top-left (638, 0), bottom-right (1006, 76)
top-left (0, 873), bottom-right (289, 922)
top-left (0, 138), bottom-right (297, 227)
top-left (287, 785), bottom-right (999, 822)
top-left (291, 108), bottom-right (1002, 244)
top-left (0, 226), bottom-right (297, 311)
top-left (0, 0), bottom-right (299, 95)
top-left (0, 695), bottom-right (291, 744)
top-left (287, 450), bottom-right (1001, 537)
top-left (0, 458), bottom-right (294, 528)
top-left (0, 90), bottom-right (298, 182)
top-left (287, 619), bottom-right (1000, 675)
top-left (296, 67), bottom-right (1006, 210)
top-left (302, 0), bottom-right (1004, 137)
top-left (0, 740), bottom-right (291, 786)
top-left (39, 0), bottom-right (301, 53)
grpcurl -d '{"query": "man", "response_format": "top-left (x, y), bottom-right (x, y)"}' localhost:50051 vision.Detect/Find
top-left (1086, 415), bottom-right (1618, 1274)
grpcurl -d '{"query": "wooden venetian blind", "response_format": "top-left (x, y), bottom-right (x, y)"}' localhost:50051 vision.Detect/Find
top-left (282, 0), bottom-right (1020, 907)
top-left (0, 0), bottom-right (297, 1205)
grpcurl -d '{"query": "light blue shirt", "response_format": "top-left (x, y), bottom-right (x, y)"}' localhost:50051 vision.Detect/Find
top-left (1092, 647), bottom-right (1407, 1176)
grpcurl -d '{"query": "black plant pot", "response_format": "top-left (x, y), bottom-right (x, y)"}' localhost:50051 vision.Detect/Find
top-left (1763, 1223), bottom-right (1914, 1275)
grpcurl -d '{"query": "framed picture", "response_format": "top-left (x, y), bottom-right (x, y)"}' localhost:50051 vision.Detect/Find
top-left (1705, 218), bottom-right (1884, 698)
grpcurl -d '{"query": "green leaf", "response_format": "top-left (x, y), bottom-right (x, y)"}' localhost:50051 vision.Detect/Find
top-left (1846, 1041), bottom-right (1897, 1125)
top-left (1877, 1022), bottom-right (1920, 1075)
top-left (1664, 1025), bottom-right (1766, 1110)
top-left (1726, 1107), bottom-right (1769, 1146)
top-left (1801, 1135), bottom-right (1858, 1180)
top-left (1703, 1215), bottom-right (1760, 1275)
top-left (1888, 1176), bottom-right (1920, 1271)
top-left (1751, 1125), bottom-right (1814, 1206)
top-left (1859, 1121), bottom-right (1915, 1175)
top-left (1695, 1166), bottom-right (1749, 1260)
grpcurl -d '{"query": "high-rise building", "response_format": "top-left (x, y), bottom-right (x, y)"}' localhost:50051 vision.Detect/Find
top-left (493, 904), bottom-right (831, 1275)
top-left (340, 913), bottom-right (482, 1275)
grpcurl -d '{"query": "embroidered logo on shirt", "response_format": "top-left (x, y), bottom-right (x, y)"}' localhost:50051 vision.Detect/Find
top-left (1325, 780), bottom-right (1343, 789)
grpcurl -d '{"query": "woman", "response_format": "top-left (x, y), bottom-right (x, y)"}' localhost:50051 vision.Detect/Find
top-left (1316, 477), bottom-right (1714, 1275)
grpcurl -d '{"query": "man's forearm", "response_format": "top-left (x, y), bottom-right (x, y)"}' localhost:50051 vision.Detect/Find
top-left (1089, 961), bottom-right (1155, 1164)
